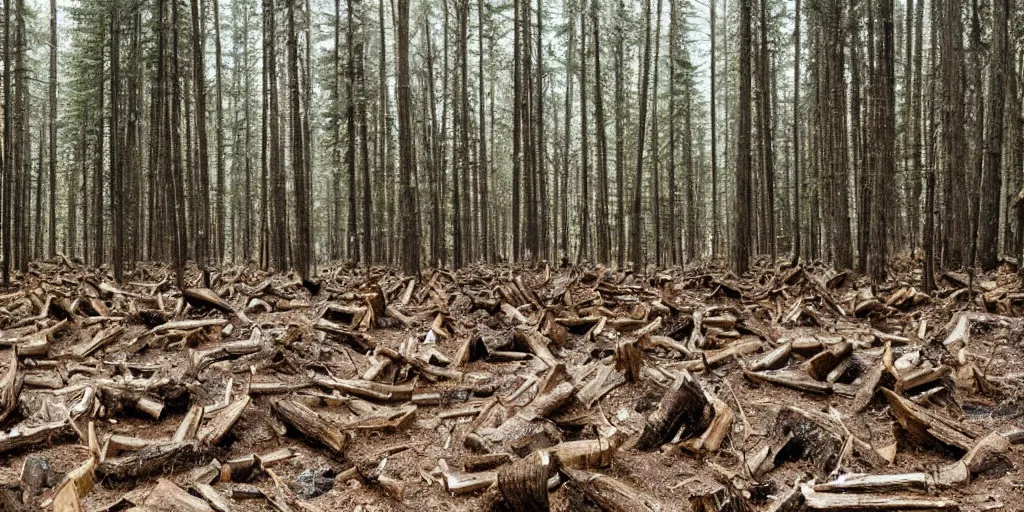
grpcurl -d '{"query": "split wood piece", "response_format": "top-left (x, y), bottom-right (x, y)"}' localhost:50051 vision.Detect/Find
top-left (99, 386), bottom-right (165, 420)
top-left (744, 368), bottom-right (833, 395)
top-left (642, 335), bottom-right (692, 358)
top-left (678, 396), bottom-right (735, 453)
top-left (311, 375), bottom-right (414, 402)
top-left (899, 364), bottom-right (952, 393)
top-left (614, 338), bottom-right (643, 382)
top-left (577, 364), bottom-right (626, 408)
top-left (473, 381), bottom-right (575, 452)
top-left (497, 459), bottom-right (550, 512)
top-left (174, 406), bottom-right (205, 442)
top-left (140, 478), bottom-right (214, 512)
top-left (528, 435), bottom-right (622, 469)
top-left (147, 318), bottom-right (229, 336)
top-left (501, 303), bottom-right (529, 325)
top-left (184, 287), bottom-right (253, 325)
top-left (0, 421), bottom-right (74, 455)
top-left (689, 484), bottom-right (754, 512)
top-left (815, 472), bottom-right (933, 493)
top-left (96, 440), bottom-right (208, 482)
top-left (375, 345), bottom-right (465, 382)
top-left (754, 406), bottom-right (879, 479)
top-left (322, 303), bottom-right (370, 329)
top-left (220, 448), bottom-right (299, 483)
top-left (465, 453), bottom-right (513, 472)
top-left (249, 380), bottom-right (314, 395)
top-left (512, 325), bottom-right (558, 367)
top-left (851, 359), bottom-right (887, 413)
top-left (803, 269), bottom-right (847, 317)
top-left (344, 405), bottom-right (417, 433)
top-left (800, 483), bottom-right (957, 510)
top-left (882, 388), bottom-right (979, 452)
top-left (271, 399), bottom-right (349, 455)
top-left (187, 338), bottom-right (264, 379)
top-left (43, 455), bottom-right (97, 511)
top-left (313, 318), bottom-right (376, 352)
top-left (198, 395), bottom-right (250, 445)
top-left (72, 324), bottom-right (125, 358)
top-left (765, 483), bottom-right (804, 512)
top-left (636, 371), bottom-right (712, 451)
top-left (103, 434), bottom-right (155, 457)
top-left (192, 482), bottom-right (231, 512)
top-left (749, 341), bottom-right (792, 371)
top-left (562, 468), bottom-right (661, 512)
top-left (0, 351), bottom-right (21, 423)
top-left (445, 471), bottom-right (498, 495)
top-left (678, 339), bottom-right (763, 372)
top-left (806, 342), bottom-right (853, 381)
top-left (385, 305), bottom-right (414, 327)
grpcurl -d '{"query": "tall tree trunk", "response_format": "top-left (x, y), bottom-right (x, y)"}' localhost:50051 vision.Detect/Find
top-left (592, 0), bottom-right (610, 264)
top-left (629, 0), bottom-right (652, 268)
top-left (978, 0), bottom-right (1008, 270)
top-left (734, 0), bottom-right (752, 274)
top-left (48, 0), bottom-right (57, 258)
top-left (396, 0), bottom-right (419, 274)
top-left (791, 0), bottom-right (801, 265)
top-left (345, 0), bottom-right (358, 263)
top-left (710, 0), bottom-right (718, 259)
top-left (869, 0), bottom-right (895, 281)
top-left (111, 2), bottom-right (124, 281)
top-left (478, 0), bottom-right (490, 262)
top-left (2, 0), bottom-right (11, 285)
top-left (578, 12), bottom-right (591, 262)
top-left (758, 0), bottom-right (775, 262)
top-left (288, 0), bottom-right (311, 278)
top-left (213, 0), bottom-right (226, 263)
top-left (191, 0), bottom-right (210, 269)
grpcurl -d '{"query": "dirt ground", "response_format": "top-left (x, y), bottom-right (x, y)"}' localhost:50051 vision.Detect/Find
top-left (1, 257), bottom-right (1023, 511)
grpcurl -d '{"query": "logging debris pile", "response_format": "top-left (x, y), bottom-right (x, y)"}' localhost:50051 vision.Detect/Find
top-left (1, 258), bottom-right (1024, 511)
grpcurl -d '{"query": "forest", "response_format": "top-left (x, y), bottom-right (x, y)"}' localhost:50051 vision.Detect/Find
top-left (1, 0), bottom-right (1024, 511)
top-left (0, 0), bottom-right (1016, 282)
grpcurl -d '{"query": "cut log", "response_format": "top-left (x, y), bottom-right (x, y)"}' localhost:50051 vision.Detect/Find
top-left (311, 375), bottom-right (414, 402)
top-left (184, 287), bottom-right (252, 325)
top-left (497, 460), bottom-right (550, 512)
top-left (512, 326), bottom-right (558, 367)
top-left (0, 421), bottom-right (74, 455)
top-left (97, 441), bottom-right (208, 482)
top-left (800, 483), bottom-right (957, 510)
top-left (198, 396), bottom-right (250, 445)
top-left (689, 484), bottom-right (753, 512)
top-left (44, 456), bottom-right (97, 511)
top-left (147, 318), bottom-right (229, 336)
top-left (141, 479), bottom-right (214, 512)
top-left (882, 388), bottom-right (978, 452)
top-left (749, 342), bottom-right (792, 371)
top-left (679, 396), bottom-right (734, 453)
top-left (192, 482), bottom-right (231, 512)
top-left (528, 435), bottom-right (621, 469)
top-left (0, 351), bottom-right (21, 423)
top-left (271, 399), bottom-right (349, 455)
top-left (445, 471), bottom-right (498, 495)
top-left (635, 371), bottom-right (712, 450)
top-left (562, 468), bottom-right (661, 512)
top-left (744, 368), bottom-right (833, 395)
top-left (72, 324), bottom-right (125, 358)
top-left (806, 342), bottom-right (852, 381)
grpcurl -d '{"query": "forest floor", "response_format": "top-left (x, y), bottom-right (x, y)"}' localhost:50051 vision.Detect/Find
top-left (0, 257), bottom-right (1023, 511)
